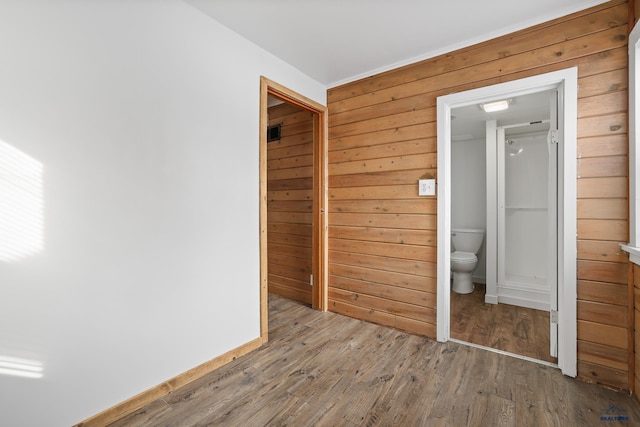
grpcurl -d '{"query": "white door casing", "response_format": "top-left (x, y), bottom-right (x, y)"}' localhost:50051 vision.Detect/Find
top-left (436, 68), bottom-right (577, 377)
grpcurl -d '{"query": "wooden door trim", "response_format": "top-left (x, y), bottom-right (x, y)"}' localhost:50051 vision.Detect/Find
top-left (259, 76), bottom-right (328, 340)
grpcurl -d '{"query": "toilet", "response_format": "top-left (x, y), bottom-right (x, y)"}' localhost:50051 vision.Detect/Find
top-left (451, 228), bottom-right (484, 294)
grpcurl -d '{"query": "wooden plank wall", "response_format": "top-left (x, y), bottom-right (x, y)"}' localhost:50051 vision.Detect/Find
top-left (327, 0), bottom-right (631, 389)
top-left (267, 102), bottom-right (314, 305)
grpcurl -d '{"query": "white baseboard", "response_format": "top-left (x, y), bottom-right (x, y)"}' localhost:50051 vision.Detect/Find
top-left (498, 295), bottom-right (550, 311)
top-left (485, 293), bottom-right (498, 304)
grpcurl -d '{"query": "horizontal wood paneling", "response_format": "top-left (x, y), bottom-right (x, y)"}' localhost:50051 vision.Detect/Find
top-left (577, 112), bottom-right (627, 139)
top-left (330, 169), bottom-right (435, 188)
top-left (267, 200), bottom-right (313, 213)
top-left (577, 155), bottom-right (628, 178)
top-left (331, 123), bottom-right (436, 153)
top-left (577, 320), bottom-right (627, 349)
top-left (578, 134), bottom-right (628, 158)
top-left (329, 153), bottom-right (437, 176)
top-left (329, 299), bottom-right (436, 337)
top-left (330, 212), bottom-right (435, 230)
top-left (267, 103), bottom-right (313, 305)
top-left (330, 199), bottom-right (436, 214)
top-left (577, 177), bottom-right (627, 199)
top-left (327, 0), bottom-right (631, 390)
top-left (577, 219), bottom-right (628, 241)
top-left (577, 240), bottom-right (628, 263)
top-left (578, 360), bottom-right (628, 389)
top-left (268, 177), bottom-right (313, 191)
top-left (577, 198), bottom-right (627, 219)
top-left (578, 91), bottom-right (628, 117)
top-left (268, 189), bottom-right (313, 201)
top-left (578, 341), bottom-right (628, 371)
top-left (329, 287), bottom-right (435, 323)
top-left (578, 68), bottom-right (628, 98)
top-left (330, 274), bottom-right (436, 307)
top-left (329, 238), bottom-right (436, 261)
top-left (330, 185), bottom-right (428, 200)
top-left (577, 300), bottom-right (628, 327)
top-left (268, 222), bottom-right (312, 237)
top-left (329, 225), bottom-right (436, 246)
top-left (577, 260), bottom-right (628, 284)
top-left (330, 263), bottom-right (436, 293)
top-left (330, 250), bottom-right (435, 277)
top-left (329, 138), bottom-right (436, 163)
top-left (577, 280), bottom-right (628, 305)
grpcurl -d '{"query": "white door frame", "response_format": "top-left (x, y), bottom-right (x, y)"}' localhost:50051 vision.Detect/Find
top-left (436, 68), bottom-right (577, 377)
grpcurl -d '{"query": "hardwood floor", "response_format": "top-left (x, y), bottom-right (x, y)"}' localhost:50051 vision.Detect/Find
top-left (450, 284), bottom-right (557, 364)
top-left (111, 295), bottom-right (640, 426)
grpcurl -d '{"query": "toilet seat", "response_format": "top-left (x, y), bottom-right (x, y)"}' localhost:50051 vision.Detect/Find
top-left (451, 251), bottom-right (476, 263)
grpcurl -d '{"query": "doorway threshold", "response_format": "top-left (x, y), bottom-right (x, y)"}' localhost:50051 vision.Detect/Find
top-left (449, 338), bottom-right (559, 369)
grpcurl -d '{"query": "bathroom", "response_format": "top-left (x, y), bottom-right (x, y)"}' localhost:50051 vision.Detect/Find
top-left (449, 89), bottom-right (557, 363)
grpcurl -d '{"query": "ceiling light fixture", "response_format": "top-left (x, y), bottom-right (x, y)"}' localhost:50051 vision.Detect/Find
top-left (480, 99), bottom-right (511, 113)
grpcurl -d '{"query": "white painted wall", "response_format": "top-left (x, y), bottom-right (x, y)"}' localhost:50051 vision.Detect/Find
top-left (0, 1), bottom-right (325, 426)
top-left (451, 138), bottom-right (487, 282)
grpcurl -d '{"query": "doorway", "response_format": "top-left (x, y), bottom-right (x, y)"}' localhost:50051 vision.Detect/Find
top-left (259, 77), bottom-right (328, 341)
top-left (448, 93), bottom-right (558, 364)
top-left (436, 69), bottom-right (578, 377)
top-left (265, 96), bottom-right (314, 307)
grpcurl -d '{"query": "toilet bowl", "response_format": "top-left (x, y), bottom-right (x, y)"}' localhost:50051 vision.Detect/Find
top-left (451, 228), bottom-right (484, 294)
top-left (451, 251), bottom-right (477, 294)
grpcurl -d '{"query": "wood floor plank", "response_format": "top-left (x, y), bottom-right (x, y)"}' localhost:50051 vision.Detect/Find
top-left (111, 294), bottom-right (640, 426)
top-left (450, 283), bottom-right (557, 364)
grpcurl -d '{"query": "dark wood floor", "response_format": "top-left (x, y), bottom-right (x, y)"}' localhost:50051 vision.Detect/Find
top-left (112, 295), bottom-right (640, 426)
top-left (450, 283), bottom-right (557, 364)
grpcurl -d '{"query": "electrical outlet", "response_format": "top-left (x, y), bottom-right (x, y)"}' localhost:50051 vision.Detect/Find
top-left (419, 179), bottom-right (436, 196)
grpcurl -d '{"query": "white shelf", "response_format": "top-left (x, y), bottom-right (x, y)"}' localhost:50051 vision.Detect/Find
top-left (505, 206), bottom-right (547, 210)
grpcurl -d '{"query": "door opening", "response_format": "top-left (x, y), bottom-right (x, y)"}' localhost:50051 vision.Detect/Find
top-left (259, 77), bottom-right (328, 341)
top-left (265, 96), bottom-right (314, 307)
top-left (436, 69), bottom-right (577, 377)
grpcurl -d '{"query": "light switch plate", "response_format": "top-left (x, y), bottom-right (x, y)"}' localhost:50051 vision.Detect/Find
top-left (419, 179), bottom-right (436, 196)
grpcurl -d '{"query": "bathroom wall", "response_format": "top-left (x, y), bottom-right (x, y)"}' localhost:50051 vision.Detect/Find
top-left (0, 1), bottom-right (325, 426)
top-left (451, 138), bottom-right (487, 283)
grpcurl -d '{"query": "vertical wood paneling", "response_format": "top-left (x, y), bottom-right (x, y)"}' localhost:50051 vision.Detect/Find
top-left (267, 103), bottom-right (314, 305)
top-left (327, 0), bottom-right (631, 389)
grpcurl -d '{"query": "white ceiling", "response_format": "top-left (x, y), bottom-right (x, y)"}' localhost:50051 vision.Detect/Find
top-left (185, 0), bottom-right (608, 87)
top-left (452, 90), bottom-right (554, 141)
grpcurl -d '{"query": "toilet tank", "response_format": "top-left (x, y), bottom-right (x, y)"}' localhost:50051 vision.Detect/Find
top-left (451, 228), bottom-right (484, 254)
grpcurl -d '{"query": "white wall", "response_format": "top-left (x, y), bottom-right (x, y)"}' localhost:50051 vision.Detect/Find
top-left (0, 1), bottom-right (325, 426)
top-left (451, 138), bottom-right (487, 282)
